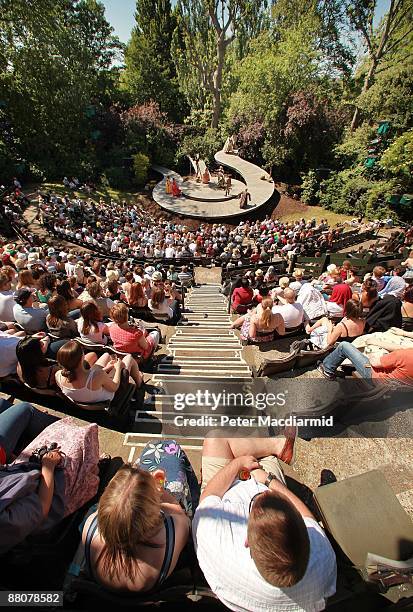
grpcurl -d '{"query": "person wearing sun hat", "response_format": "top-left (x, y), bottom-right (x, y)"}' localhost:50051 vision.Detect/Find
top-left (290, 269), bottom-right (305, 295)
top-left (144, 265), bottom-right (155, 280)
top-left (27, 252), bottom-right (39, 267)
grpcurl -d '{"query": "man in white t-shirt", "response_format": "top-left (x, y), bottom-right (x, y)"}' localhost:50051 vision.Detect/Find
top-left (165, 245), bottom-right (176, 259)
top-left (193, 437), bottom-right (337, 612)
top-left (0, 332), bottom-right (20, 377)
top-left (272, 288), bottom-right (307, 328)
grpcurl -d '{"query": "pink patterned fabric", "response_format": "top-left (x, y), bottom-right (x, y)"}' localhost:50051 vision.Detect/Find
top-left (16, 417), bottom-right (100, 516)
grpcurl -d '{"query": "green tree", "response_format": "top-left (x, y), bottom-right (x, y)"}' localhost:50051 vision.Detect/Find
top-left (0, 0), bottom-right (121, 179)
top-left (347, 0), bottom-right (413, 130)
top-left (133, 152), bottom-right (150, 185)
top-left (380, 128), bottom-right (413, 179)
top-left (121, 0), bottom-right (187, 121)
top-left (173, 0), bottom-right (269, 128)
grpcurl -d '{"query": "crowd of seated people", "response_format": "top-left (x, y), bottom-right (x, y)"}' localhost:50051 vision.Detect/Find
top-left (1, 183), bottom-right (412, 608)
top-left (31, 185), bottom-right (384, 265)
top-left (228, 254), bottom-right (413, 379)
top-left (0, 240), bottom-right (194, 412)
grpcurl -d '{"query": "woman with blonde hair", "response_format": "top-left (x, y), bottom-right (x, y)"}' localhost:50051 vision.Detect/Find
top-left (231, 297), bottom-right (285, 343)
top-left (16, 269), bottom-right (37, 291)
top-left (271, 276), bottom-right (289, 301)
top-left (81, 439), bottom-right (199, 592)
top-left (109, 303), bottom-right (159, 360)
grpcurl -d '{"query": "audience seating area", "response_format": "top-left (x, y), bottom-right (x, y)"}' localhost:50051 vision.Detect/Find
top-left (0, 184), bottom-right (412, 610)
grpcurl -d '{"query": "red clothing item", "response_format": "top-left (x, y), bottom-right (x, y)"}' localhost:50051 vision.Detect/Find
top-left (340, 270), bottom-right (348, 281)
top-left (109, 324), bottom-right (154, 360)
top-left (232, 287), bottom-right (254, 308)
top-left (373, 349), bottom-right (413, 382)
top-left (329, 284), bottom-right (352, 307)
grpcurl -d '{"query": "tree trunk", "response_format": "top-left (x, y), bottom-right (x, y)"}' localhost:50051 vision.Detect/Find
top-left (350, 57), bottom-right (378, 131)
top-left (211, 38), bottom-right (225, 129)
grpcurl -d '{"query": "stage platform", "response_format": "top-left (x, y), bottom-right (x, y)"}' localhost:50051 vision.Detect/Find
top-left (152, 152), bottom-right (275, 220)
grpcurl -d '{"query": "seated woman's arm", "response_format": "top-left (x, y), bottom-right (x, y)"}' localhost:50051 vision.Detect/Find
top-left (101, 323), bottom-right (111, 337)
top-left (230, 314), bottom-right (246, 328)
top-left (96, 360), bottom-right (123, 393)
top-left (38, 451), bottom-right (61, 517)
top-left (306, 316), bottom-right (328, 334)
top-left (274, 313), bottom-right (285, 336)
top-left (249, 316), bottom-right (257, 339)
top-left (136, 330), bottom-right (151, 352)
top-left (326, 321), bottom-right (343, 346)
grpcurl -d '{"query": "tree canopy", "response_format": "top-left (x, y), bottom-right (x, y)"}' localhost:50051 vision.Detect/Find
top-left (0, 0), bottom-right (411, 220)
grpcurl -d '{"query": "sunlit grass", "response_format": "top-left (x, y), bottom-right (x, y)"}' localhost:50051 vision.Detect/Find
top-left (277, 206), bottom-right (353, 226)
top-left (26, 182), bottom-right (141, 202)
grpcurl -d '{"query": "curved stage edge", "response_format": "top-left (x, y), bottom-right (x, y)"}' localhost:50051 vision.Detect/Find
top-left (151, 153), bottom-right (277, 221)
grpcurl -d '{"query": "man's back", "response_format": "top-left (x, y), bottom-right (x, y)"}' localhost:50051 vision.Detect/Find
top-left (193, 479), bottom-right (336, 612)
top-left (13, 303), bottom-right (47, 332)
top-left (0, 291), bottom-right (15, 321)
top-left (272, 302), bottom-right (304, 328)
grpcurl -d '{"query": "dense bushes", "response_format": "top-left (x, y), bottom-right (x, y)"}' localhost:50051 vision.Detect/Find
top-left (176, 129), bottom-right (224, 167)
top-left (132, 153), bottom-right (150, 186)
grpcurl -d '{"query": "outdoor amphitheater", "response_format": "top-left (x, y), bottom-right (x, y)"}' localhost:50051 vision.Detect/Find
top-left (1, 0), bottom-right (413, 609)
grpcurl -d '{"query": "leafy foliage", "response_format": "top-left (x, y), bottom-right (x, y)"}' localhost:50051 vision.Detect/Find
top-left (380, 129), bottom-right (413, 179)
top-left (0, 0), bottom-right (121, 180)
top-left (121, 0), bottom-right (187, 121)
top-left (132, 152), bottom-right (150, 185)
top-left (300, 170), bottom-right (319, 205)
top-left (120, 101), bottom-right (176, 165)
top-left (176, 128), bottom-right (223, 166)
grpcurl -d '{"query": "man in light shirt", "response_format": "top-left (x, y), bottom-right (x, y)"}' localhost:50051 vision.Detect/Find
top-left (193, 437), bottom-right (337, 612)
top-left (272, 288), bottom-right (307, 328)
top-left (165, 245), bottom-right (176, 259)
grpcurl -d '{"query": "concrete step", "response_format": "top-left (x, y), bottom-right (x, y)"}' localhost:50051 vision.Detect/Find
top-left (168, 341), bottom-right (241, 349)
top-left (158, 360), bottom-right (249, 370)
top-left (159, 355), bottom-right (246, 364)
top-left (176, 329), bottom-right (235, 336)
top-left (179, 321), bottom-right (230, 328)
top-left (185, 306), bottom-right (226, 311)
top-left (171, 348), bottom-right (243, 357)
top-left (173, 334), bottom-right (236, 341)
top-left (157, 365), bottom-right (251, 376)
top-left (169, 335), bottom-right (240, 342)
top-left (182, 315), bottom-right (230, 321)
top-left (160, 360), bottom-right (247, 368)
top-left (151, 372), bottom-right (253, 380)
